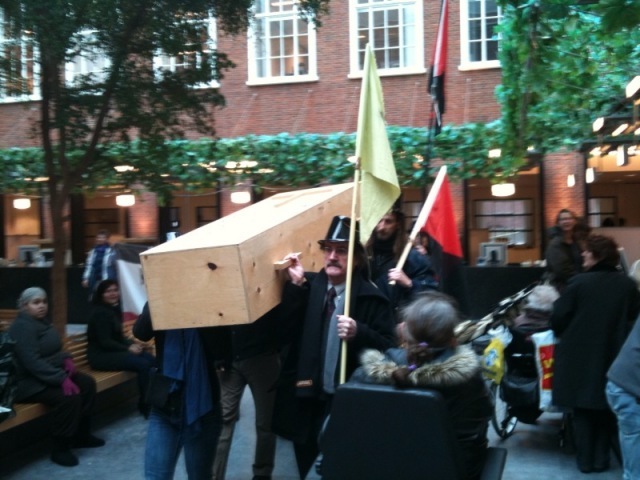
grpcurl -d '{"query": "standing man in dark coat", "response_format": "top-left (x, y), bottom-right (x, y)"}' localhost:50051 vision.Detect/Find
top-left (551, 234), bottom-right (640, 474)
top-left (273, 216), bottom-right (395, 479)
top-left (367, 209), bottom-right (438, 321)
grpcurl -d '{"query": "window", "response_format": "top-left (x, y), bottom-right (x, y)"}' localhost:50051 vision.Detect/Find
top-left (474, 199), bottom-right (533, 247)
top-left (65, 30), bottom-right (111, 86)
top-left (349, 0), bottom-right (424, 76)
top-left (587, 197), bottom-right (617, 228)
top-left (248, 0), bottom-right (317, 84)
top-left (460, 0), bottom-right (501, 69)
top-left (0, 9), bottom-right (39, 101)
top-left (154, 12), bottom-right (218, 89)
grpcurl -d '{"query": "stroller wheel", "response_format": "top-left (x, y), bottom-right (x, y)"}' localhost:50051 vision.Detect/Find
top-left (490, 382), bottom-right (518, 439)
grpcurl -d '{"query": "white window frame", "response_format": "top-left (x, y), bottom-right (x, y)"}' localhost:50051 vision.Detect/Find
top-left (153, 14), bottom-right (219, 89)
top-left (247, 1), bottom-right (318, 86)
top-left (65, 30), bottom-right (111, 87)
top-left (0, 9), bottom-right (40, 102)
top-left (459, 0), bottom-right (502, 71)
top-left (348, 0), bottom-right (425, 78)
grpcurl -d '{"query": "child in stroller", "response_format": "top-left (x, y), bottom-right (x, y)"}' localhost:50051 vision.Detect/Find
top-left (494, 285), bottom-right (559, 434)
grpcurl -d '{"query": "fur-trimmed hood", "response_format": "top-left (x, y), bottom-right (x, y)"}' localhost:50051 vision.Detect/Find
top-left (359, 344), bottom-right (481, 389)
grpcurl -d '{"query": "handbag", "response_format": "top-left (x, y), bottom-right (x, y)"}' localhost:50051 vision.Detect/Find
top-left (144, 368), bottom-right (181, 414)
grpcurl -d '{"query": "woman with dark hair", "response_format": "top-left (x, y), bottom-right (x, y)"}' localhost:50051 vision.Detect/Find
top-left (544, 209), bottom-right (586, 291)
top-left (552, 234), bottom-right (640, 473)
top-left (352, 292), bottom-right (492, 480)
top-left (87, 279), bottom-right (155, 417)
top-left (9, 287), bottom-right (104, 467)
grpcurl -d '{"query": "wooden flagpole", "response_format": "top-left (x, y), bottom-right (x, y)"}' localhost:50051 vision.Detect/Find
top-left (339, 157), bottom-right (361, 385)
top-left (392, 165), bottom-right (447, 275)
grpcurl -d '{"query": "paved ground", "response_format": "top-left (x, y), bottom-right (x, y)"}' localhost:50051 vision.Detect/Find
top-left (0, 387), bottom-right (623, 480)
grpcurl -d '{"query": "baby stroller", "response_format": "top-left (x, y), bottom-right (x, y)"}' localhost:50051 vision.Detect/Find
top-left (476, 283), bottom-right (573, 447)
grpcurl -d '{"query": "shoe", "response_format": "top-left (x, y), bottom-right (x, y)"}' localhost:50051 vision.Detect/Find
top-left (51, 449), bottom-right (79, 467)
top-left (72, 434), bottom-right (106, 448)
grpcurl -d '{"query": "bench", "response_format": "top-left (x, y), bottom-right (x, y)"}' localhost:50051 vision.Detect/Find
top-left (0, 317), bottom-right (151, 434)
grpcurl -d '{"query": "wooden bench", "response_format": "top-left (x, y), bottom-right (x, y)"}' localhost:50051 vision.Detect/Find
top-left (0, 318), bottom-right (150, 434)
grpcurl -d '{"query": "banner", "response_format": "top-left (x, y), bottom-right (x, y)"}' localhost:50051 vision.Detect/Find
top-left (113, 243), bottom-right (149, 322)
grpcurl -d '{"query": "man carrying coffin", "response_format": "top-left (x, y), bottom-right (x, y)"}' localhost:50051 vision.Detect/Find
top-left (272, 215), bottom-right (395, 479)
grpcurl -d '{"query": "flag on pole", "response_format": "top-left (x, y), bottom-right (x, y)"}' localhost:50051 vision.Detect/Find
top-left (357, 43), bottom-right (401, 243)
top-left (113, 243), bottom-right (149, 322)
top-left (428, 0), bottom-right (448, 135)
top-left (422, 173), bottom-right (469, 314)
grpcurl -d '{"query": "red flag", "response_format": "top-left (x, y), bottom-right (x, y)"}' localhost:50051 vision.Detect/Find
top-left (428, 0), bottom-right (448, 135)
top-left (425, 175), bottom-right (461, 258)
top-left (423, 173), bottom-right (468, 314)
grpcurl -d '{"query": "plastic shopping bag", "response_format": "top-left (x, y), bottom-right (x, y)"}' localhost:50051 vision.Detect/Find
top-left (531, 329), bottom-right (556, 411)
top-left (482, 325), bottom-right (512, 384)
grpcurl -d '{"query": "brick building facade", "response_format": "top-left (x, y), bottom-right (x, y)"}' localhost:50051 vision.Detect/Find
top-left (0, 1), bottom-right (591, 265)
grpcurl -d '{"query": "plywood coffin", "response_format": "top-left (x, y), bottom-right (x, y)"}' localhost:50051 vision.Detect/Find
top-left (140, 183), bottom-right (354, 329)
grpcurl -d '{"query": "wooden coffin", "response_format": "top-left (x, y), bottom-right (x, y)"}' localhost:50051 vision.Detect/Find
top-left (140, 183), bottom-right (354, 329)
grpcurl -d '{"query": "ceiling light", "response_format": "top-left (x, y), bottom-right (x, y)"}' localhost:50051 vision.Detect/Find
top-left (612, 123), bottom-right (629, 136)
top-left (592, 117), bottom-right (604, 132)
top-left (230, 191), bottom-right (251, 204)
top-left (616, 145), bottom-right (629, 166)
top-left (116, 194), bottom-right (135, 207)
top-left (626, 76), bottom-right (640, 98)
top-left (13, 198), bottom-right (31, 209)
top-left (491, 183), bottom-right (515, 197)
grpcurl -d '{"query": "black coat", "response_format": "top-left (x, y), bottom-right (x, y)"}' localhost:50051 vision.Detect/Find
top-left (271, 270), bottom-right (395, 441)
top-left (87, 303), bottom-right (133, 371)
top-left (551, 263), bottom-right (640, 409)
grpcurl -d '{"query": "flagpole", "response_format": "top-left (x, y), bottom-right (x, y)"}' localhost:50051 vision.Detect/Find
top-left (340, 158), bottom-right (360, 385)
top-left (392, 165), bottom-right (447, 274)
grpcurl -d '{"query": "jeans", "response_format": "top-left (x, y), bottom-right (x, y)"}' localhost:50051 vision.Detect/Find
top-left (606, 380), bottom-right (640, 480)
top-left (145, 402), bottom-right (222, 480)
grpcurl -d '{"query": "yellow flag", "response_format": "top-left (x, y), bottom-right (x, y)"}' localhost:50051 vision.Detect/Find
top-left (356, 44), bottom-right (401, 244)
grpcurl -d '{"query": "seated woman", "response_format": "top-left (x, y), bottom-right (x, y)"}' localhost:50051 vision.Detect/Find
top-left (87, 280), bottom-right (155, 417)
top-left (8, 287), bottom-right (105, 467)
top-left (352, 291), bottom-right (492, 480)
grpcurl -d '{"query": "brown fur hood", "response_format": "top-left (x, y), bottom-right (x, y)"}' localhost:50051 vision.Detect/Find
top-left (359, 345), bottom-right (481, 388)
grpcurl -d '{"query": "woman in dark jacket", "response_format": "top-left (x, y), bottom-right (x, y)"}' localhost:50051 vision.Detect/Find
top-left (352, 292), bottom-right (492, 480)
top-left (87, 279), bottom-right (155, 417)
top-left (551, 234), bottom-right (640, 474)
top-left (9, 287), bottom-right (104, 467)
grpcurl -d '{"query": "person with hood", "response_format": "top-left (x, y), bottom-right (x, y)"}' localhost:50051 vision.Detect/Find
top-left (9, 287), bottom-right (104, 467)
top-left (353, 291), bottom-right (492, 480)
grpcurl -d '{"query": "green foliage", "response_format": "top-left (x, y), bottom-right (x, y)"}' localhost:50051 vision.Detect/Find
top-left (0, 123), bottom-right (528, 200)
top-left (496, 0), bottom-right (640, 164)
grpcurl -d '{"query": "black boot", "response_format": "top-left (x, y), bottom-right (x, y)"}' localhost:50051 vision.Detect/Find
top-left (72, 416), bottom-right (106, 448)
top-left (51, 437), bottom-right (79, 467)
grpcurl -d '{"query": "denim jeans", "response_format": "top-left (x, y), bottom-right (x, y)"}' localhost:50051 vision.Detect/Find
top-left (606, 380), bottom-right (640, 480)
top-left (144, 401), bottom-right (222, 480)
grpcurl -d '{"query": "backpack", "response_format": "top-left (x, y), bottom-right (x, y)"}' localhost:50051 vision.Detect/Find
top-left (0, 331), bottom-right (18, 423)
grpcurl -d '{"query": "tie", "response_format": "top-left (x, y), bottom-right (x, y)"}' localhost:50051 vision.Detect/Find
top-left (324, 287), bottom-right (337, 323)
top-left (323, 287), bottom-right (339, 394)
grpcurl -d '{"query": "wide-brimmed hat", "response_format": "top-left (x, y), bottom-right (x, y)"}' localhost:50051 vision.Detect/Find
top-left (318, 216), bottom-right (359, 246)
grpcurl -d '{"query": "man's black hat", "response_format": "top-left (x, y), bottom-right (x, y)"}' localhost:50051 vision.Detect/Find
top-left (318, 216), bottom-right (359, 246)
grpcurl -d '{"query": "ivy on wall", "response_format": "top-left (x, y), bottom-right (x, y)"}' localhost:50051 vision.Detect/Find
top-left (0, 122), bottom-right (518, 203)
